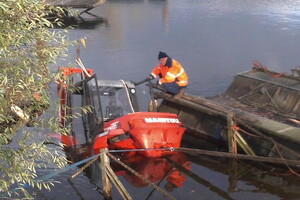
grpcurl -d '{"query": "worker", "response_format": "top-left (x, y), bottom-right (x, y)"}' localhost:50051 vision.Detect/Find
top-left (148, 51), bottom-right (188, 98)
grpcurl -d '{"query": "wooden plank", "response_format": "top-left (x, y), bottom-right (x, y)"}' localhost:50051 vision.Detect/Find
top-left (99, 148), bottom-right (112, 199)
top-left (235, 130), bottom-right (256, 156)
top-left (227, 115), bottom-right (236, 154)
top-left (176, 147), bottom-right (300, 166)
top-left (105, 166), bottom-right (133, 200)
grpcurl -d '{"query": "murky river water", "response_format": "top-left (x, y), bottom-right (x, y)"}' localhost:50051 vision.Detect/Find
top-left (36, 0), bottom-right (300, 199)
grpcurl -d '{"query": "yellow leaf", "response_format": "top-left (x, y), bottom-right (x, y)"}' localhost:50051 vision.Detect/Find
top-left (80, 38), bottom-right (86, 48)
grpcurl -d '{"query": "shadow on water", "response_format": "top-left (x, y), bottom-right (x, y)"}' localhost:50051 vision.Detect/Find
top-left (63, 17), bottom-right (108, 30)
top-left (186, 152), bottom-right (300, 199)
top-left (180, 138), bottom-right (300, 200)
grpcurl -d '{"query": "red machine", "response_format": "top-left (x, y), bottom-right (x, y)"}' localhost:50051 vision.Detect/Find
top-left (94, 112), bottom-right (185, 157)
top-left (57, 67), bottom-right (186, 157)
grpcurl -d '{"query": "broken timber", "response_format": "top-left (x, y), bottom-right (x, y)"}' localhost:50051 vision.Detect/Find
top-left (45, 0), bottom-right (106, 18)
top-left (46, 0), bottom-right (105, 9)
top-left (155, 92), bottom-right (300, 143)
top-left (153, 65), bottom-right (300, 161)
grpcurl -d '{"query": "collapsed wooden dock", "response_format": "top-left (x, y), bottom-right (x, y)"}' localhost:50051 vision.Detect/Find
top-left (153, 63), bottom-right (300, 161)
top-left (46, 0), bottom-right (106, 9)
top-left (45, 0), bottom-right (106, 27)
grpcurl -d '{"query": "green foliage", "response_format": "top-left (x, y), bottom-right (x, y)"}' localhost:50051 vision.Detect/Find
top-left (0, 0), bottom-right (70, 198)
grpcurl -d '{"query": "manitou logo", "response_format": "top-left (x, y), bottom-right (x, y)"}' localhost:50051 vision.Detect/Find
top-left (144, 118), bottom-right (180, 123)
top-left (104, 121), bottom-right (119, 131)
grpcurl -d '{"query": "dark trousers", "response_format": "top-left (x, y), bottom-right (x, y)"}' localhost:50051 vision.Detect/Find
top-left (162, 82), bottom-right (185, 95)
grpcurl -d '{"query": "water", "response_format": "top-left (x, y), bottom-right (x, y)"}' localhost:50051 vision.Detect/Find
top-left (63, 0), bottom-right (300, 96)
top-left (39, 0), bottom-right (300, 199)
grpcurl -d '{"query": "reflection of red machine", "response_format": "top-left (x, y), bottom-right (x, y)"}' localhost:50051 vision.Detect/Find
top-left (57, 67), bottom-right (186, 157)
top-left (56, 144), bottom-right (191, 193)
top-left (112, 152), bottom-right (191, 189)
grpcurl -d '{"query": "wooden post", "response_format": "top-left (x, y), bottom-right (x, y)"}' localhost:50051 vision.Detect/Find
top-left (227, 114), bottom-right (237, 154)
top-left (227, 114), bottom-right (256, 155)
top-left (100, 149), bottom-right (132, 200)
top-left (100, 148), bottom-right (112, 200)
top-left (148, 80), bottom-right (157, 112)
top-left (228, 159), bottom-right (238, 192)
top-left (105, 165), bottom-right (133, 200)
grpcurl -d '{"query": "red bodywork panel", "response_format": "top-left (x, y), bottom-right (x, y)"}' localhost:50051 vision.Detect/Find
top-left (94, 112), bottom-right (186, 157)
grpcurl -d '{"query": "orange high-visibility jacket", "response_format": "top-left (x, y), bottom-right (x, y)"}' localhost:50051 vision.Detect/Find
top-left (151, 59), bottom-right (188, 87)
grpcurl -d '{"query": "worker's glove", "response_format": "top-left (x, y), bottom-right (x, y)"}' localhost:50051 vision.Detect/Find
top-left (157, 80), bottom-right (162, 85)
top-left (147, 74), bottom-right (155, 81)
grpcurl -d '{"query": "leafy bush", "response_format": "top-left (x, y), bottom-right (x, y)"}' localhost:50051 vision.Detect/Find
top-left (0, 0), bottom-right (69, 198)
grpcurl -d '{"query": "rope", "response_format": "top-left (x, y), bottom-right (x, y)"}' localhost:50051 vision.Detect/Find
top-left (251, 60), bottom-right (288, 78)
top-left (107, 152), bottom-right (176, 200)
top-left (1, 152), bottom-right (105, 197)
top-left (4, 143), bottom-right (300, 198)
top-left (233, 117), bottom-right (300, 177)
top-left (244, 62), bottom-right (300, 119)
top-left (2, 147), bottom-right (174, 196)
top-left (182, 83), bottom-right (300, 164)
top-left (235, 117), bottom-right (300, 159)
top-left (38, 152), bottom-right (104, 181)
top-left (110, 147), bottom-right (174, 153)
top-left (238, 82), bottom-right (285, 114)
top-left (67, 147), bottom-right (175, 180)
top-left (69, 156), bottom-right (99, 180)
top-left (260, 87), bottom-right (283, 112)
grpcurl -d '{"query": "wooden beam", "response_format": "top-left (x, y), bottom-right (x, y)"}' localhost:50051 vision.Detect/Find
top-left (100, 148), bottom-right (112, 200)
top-left (227, 114), bottom-right (237, 154)
top-left (105, 166), bottom-right (133, 200)
top-left (175, 147), bottom-right (300, 167)
top-left (235, 130), bottom-right (256, 156)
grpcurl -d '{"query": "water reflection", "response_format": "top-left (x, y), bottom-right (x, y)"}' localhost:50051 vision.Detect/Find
top-left (62, 0), bottom-right (300, 98)
top-left (64, 17), bottom-right (108, 30)
top-left (188, 153), bottom-right (300, 200)
top-left (109, 152), bottom-right (190, 190)
top-left (62, 144), bottom-right (192, 199)
top-left (37, 141), bottom-right (300, 200)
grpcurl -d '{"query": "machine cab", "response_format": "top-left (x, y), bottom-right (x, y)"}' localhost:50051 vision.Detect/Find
top-left (57, 67), bottom-right (140, 144)
top-left (94, 80), bottom-right (140, 122)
